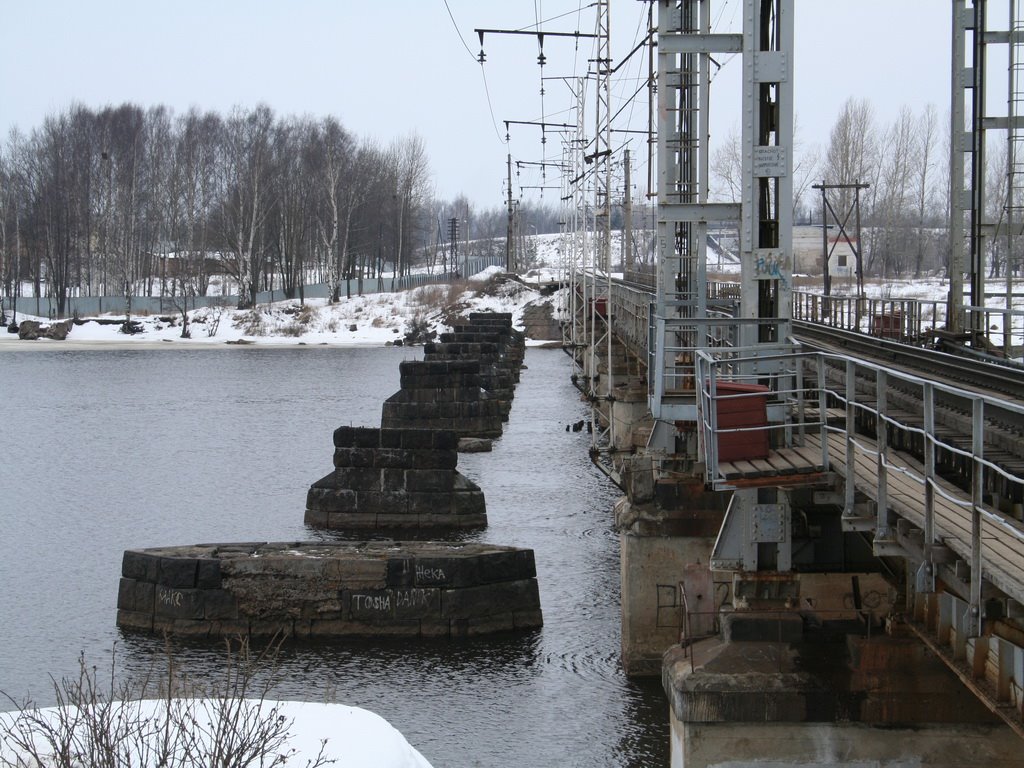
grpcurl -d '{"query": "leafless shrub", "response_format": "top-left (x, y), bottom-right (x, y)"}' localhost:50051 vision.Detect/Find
top-left (0, 640), bottom-right (334, 768)
top-left (233, 310), bottom-right (266, 337)
top-left (282, 304), bottom-right (317, 326)
top-left (409, 285), bottom-right (446, 309)
top-left (201, 304), bottom-right (226, 338)
top-left (446, 282), bottom-right (467, 305)
top-left (404, 313), bottom-right (435, 346)
top-left (280, 305), bottom-right (318, 337)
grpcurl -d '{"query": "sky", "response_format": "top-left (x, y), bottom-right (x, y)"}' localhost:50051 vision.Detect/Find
top-left (1, 1), bottom-right (951, 209)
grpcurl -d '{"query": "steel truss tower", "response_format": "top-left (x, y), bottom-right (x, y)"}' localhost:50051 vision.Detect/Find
top-left (652, 0), bottom-right (794, 573)
top-left (651, 0), bottom-right (793, 426)
top-left (951, 0), bottom-right (1024, 354)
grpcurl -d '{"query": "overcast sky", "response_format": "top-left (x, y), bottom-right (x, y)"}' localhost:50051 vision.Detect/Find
top-left (1, 1), bottom-right (951, 208)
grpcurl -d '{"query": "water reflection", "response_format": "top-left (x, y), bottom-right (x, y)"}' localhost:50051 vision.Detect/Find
top-left (1, 346), bottom-right (667, 766)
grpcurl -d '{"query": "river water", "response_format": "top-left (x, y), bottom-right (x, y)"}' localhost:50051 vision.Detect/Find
top-left (0, 345), bottom-right (668, 766)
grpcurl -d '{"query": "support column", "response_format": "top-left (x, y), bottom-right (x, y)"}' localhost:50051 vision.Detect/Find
top-left (617, 478), bottom-right (727, 676)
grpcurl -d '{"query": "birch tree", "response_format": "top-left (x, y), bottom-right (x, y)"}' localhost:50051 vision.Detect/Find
top-left (216, 105), bottom-right (274, 309)
top-left (308, 117), bottom-right (356, 301)
top-left (913, 103), bottom-right (940, 277)
top-left (269, 118), bottom-right (313, 300)
top-left (871, 106), bottom-right (916, 278)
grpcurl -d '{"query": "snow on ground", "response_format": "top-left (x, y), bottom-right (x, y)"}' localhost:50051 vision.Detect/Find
top-left (7, 231), bottom-right (1020, 351)
top-left (0, 268), bottom-right (554, 350)
top-left (0, 700), bottom-right (433, 768)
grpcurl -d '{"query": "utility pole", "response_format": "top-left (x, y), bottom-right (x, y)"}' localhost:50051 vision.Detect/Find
top-left (623, 148), bottom-right (633, 273)
top-left (448, 217), bottom-right (459, 275)
top-left (812, 181), bottom-right (870, 300)
top-left (506, 152), bottom-right (514, 272)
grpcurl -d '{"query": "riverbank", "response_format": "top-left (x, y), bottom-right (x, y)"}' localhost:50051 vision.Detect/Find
top-left (0, 267), bottom-right (563, 351)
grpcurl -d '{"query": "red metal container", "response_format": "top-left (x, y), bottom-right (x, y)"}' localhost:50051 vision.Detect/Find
top-left (713, 381), bottom-right (769, 462)
top-left (872, 310), bottom-right (903, 338)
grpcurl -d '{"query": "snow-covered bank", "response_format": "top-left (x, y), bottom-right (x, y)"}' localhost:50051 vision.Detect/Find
top-left (0, 269), bottom-right (561, 351)
top-left (0, 700), bottom-right (433, 768)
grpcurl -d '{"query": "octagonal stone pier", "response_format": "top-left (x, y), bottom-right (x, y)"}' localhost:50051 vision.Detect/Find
top-left (117, 541), bottom-right (541, 640)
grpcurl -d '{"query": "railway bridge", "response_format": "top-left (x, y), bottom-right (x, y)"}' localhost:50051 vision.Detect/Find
top-left (555, 1), bottom-right (1024, 765)
top-left (568, 273), bottom-right (1024, 766)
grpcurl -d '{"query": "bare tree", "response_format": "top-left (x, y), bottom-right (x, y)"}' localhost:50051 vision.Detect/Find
top-left (307, 117), bottom-right (360, 301)
top-left (0, 139), bottom-right (12, 319)
top-left (391, 133), bottom-right (432, 277)
top-left (870, 106), bottom-right (917, 278)
top-left (215, 105), bottom-right (274, 309)
top-left (824, 97), bottom-right (877, 209)
top-left (985, 143), bottom-right (1010, 279)
top-left (0, 101), bottom-right (473, 314)
top-left (792, 114), bottom-right (821, 224)
top-left (169, 109), bottom-right (222, 331)
top-left (913, 103), bottom-right (941, 277)
top-left (710, 128), bottom-right (743, 202)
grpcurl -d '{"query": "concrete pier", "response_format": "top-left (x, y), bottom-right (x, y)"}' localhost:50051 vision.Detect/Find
top-left (380, 359), bottom-right (504, 438)
top-left (616, 478), bottom-right (727, 676)
top-left (423, 340), bottom-right (516, 418)
top-left (662, 625), bottom-right (1021, 767)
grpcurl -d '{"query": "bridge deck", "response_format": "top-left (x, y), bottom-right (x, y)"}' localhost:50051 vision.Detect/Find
top-left (716, 445), bottom-right (826, 484)
top-left (716, 428), bottom-right (1024, 606)
top-left (821, 431), bottom-right (1024, 608)
top-left (717, 431), bottom-right (1024, 607)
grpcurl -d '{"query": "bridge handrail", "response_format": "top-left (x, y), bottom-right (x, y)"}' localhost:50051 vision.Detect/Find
top-left (697, 344), bottom-right (1024, 610)
top-left (791, 289), bottom-right (947, 342)
top-left (603, 278), bottom-right (1023, 369)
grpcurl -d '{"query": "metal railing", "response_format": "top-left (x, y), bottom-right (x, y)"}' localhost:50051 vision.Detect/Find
top-left (696, 343), bottom-right (1024, 620)
top-left (694, 343), bottom-right (807, 476)
top-left (792, 290), bottom-right (946, 343)
top-left (650, 319), bottom-right (793, 415)
top-left (962, 303), bottom-right (1024, 356)
top-left (609, 283), bottom-right (1020, 354)
top-left (609, 280), bottom-right (654, 365)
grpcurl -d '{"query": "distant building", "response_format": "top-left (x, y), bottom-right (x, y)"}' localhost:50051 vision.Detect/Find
top-left (792, 225), bottom-right (857, 278)
top-left (154, 252), bottom-right (230, 279)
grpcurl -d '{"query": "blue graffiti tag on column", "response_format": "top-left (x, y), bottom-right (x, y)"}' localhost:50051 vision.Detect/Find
top-left (754, 252), bottom-right (789, 288)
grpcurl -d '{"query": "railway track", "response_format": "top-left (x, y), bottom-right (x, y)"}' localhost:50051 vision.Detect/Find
top-left (793, 320), bottom-right (1024, 402)
top-left (601, 276), bottom-right (1024, 483)
top-left (793, 320), bottom-right (1024, 503)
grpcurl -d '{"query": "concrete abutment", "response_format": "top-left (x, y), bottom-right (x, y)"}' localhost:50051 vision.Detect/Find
top-left (616, 482), bottom-right (726, 676)
top-left (663, 629), bottom-right (1021, 767)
